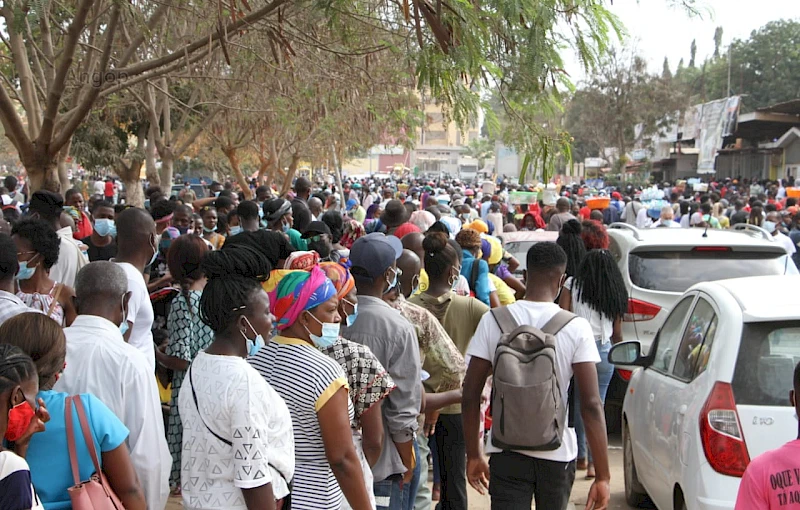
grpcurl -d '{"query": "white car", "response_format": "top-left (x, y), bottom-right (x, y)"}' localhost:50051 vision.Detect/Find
top-left (604, 223), bottom-right (798, 430)
top-left (610, 275), bottom-right (800, 510)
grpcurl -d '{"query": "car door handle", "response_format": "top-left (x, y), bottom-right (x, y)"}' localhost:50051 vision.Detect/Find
top-left (649, 393), bottom-right (655, 403)
top-left (678, 405), bottom-right (687, 415)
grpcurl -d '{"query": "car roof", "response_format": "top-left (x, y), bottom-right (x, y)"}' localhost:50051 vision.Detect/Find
top-left (607, 223), bottom-right (786, 250)
top-left (496, 231), bottom-right (559, 244)
top-left (694, 275), bottom-right (800, 322)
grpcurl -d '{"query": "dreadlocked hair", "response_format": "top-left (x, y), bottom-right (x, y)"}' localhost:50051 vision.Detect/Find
top-left (199, 244), bottom-right (272, 333)
top-left (0, 344), bottom-right (37, 394)
top-left (556, 219), bottom-right (586, 278)
top-left (573, 249), bottom-right (628, 321)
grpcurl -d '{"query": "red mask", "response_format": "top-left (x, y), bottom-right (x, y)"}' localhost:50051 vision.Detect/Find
top-left (5, 396), bottom-right (35, 442)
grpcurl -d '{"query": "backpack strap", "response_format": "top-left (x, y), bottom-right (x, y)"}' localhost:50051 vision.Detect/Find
top-left (469, 260), bottom-right (480, 291)
top-left (490, 306), bottom-right (518, 335)
top-left (541, 310), bottom-right (577, 336)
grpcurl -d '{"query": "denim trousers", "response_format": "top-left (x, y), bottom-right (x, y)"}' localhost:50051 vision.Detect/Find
top-left (374, 439), bottom-right (421, 510)
top-left (488, 451), bottom-right (576, 510)
top-left (575, 339), bottom-right (614, 462)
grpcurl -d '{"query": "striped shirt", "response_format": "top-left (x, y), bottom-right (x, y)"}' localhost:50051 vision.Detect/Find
top-left (0, 451), bottom-right (44, 510)
top-left (249, 336), bottom-right (352, 510)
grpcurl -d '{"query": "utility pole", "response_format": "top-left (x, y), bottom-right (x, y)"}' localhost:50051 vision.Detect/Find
top-left (727, 45), bottom-right (732, 97)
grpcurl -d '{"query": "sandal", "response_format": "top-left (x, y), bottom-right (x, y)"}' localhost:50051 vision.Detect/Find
top-left (576, 458), bottom-right (587, 470)
top-left (585, 463), bottom-right (596, 480)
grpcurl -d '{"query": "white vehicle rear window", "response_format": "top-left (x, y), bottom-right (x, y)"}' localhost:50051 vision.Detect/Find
top-left (732, 323), bottom-right (800, 406)
top-left (629, 251), bottom-right (795, 293)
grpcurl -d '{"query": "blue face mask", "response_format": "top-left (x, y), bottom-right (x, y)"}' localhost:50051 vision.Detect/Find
top-left (240, 317), bottom-right (265, 356)
top-left (16, 256), bottom-right (38, 281)
top-left (763, 220), bottom-right (777, 233)
top-left (119, 295), bottom-right (129, 335)
top-left (343, 299), bottom-right (358, 327)
top-left (282, 222), bottom-right (290, 233)
top-left (94, 218), bottom-right (115, 237)
top-left (305, 312), bottom-right (339, 348)
top-left (662, 219), bottom-right (673, 227)
top-left (385, 267), bottom-right (399, 293)
top-left (203, 225), bottom-right (217, 233)
top-left (176, 226), bottom-right (189, 235)
top-left (230, 225), bottom-right (243, 236)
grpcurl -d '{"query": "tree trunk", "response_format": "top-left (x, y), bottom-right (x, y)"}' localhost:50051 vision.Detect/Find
top-left (57, 140), bottom-right (73, 194)
top-left (24, 146), bottom-right (61, 193)
top-left (280, 154), bottom-right (300, 196)
top-left (159, 153), bottom-right (174, 191)
top-left (117, 158), bottom-right (145, 208)
top-left (145, 126), bottom-right (160, 188)
top-left (223, 146), bottom-right (253, 200)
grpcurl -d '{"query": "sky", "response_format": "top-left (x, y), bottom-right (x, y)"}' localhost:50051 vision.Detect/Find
top-left (564, 0), bottom-right (800, 82)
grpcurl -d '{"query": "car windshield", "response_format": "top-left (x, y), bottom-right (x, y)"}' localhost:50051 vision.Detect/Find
top-left (628, 250), bottom-right (797, 293)
top-left (504, 241), bottom-right (536, 272)
top-left (732, 321), bottom-right (800, 407)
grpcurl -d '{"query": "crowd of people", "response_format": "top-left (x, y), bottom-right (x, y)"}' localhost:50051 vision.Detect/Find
top-left (0, 171), bottom-right (797, 510)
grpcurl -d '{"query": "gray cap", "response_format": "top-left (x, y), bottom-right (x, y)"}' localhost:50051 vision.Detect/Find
top-left (350, 233), bottom-right (403, 281)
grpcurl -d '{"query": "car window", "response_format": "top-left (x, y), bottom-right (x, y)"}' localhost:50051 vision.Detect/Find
top-left (608, 237), bottom-right (622, 263)
top-left (628, 250), bottom-right (792, 293)
top-left (651, 296), bottom-right (694, 373)
top-left (732, 322), bottom-right (800, 406)
top-left (672, 298), bottom-right (718, 381)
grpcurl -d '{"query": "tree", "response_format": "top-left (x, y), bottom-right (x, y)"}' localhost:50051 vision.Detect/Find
top-left (689, 39), bottom-right (697, 67)
top-left (676, 58), bottom-right (685, 77)
top-left (465, 138), bottom-right (495, 169)
top-left (662, 57), bottom-right (672, 79)
top-left (713, 27), bottom-right (724, 59)
top-left (0, 0), bottom-right (284, 193)
top-left (564, 49), bottom-right (687, 170)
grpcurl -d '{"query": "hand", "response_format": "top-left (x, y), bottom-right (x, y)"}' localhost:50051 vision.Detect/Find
top-left (17, 398), bottom-right (49, 445)
top-left (585, 479), bottom-right (610, 510)
top-left (467, 456), bottom-right (490, 495)
top-left (401, 453), bottom-right (416, 485)
top-left (423, 409), bottom-right (439, 437)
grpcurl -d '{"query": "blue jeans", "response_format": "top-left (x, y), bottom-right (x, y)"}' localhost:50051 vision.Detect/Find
top-left (575, 340), bottom-right (613, 462)
top-left (374, 439), bottom-right (421, 510)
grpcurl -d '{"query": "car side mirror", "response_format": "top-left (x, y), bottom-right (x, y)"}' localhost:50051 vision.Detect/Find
top-left (608, 341), bottom-right (650, 367)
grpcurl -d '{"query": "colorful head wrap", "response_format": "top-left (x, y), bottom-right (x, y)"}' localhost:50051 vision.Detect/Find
top-left (341, 219), bottom-right (366, 249)
top-left (284, 250), bottom-right (320, 270)
top-left (269, 266), bottom-right (336, 330)
top-left (393, 222), bottom-right (421, 239)
top-left (319, 261), bottom-right (355, 299)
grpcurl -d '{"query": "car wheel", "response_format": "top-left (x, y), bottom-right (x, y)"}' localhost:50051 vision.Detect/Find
top-left (624, 422), bottom-right (649, 507)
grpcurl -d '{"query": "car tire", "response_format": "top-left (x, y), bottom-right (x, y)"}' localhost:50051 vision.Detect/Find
top-left (624, 422), bottom-right (649, 507)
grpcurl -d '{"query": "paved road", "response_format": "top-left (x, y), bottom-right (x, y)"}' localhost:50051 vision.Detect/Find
top-left (166, 437), bottom-right (646, 509)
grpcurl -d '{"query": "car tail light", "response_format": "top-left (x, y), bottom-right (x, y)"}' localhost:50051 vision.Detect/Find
top-left (624, 299), bottom-right (661, 322)
top-left (617, 369), bottom-right (633, 381)
top-left (693, 246), bottom-right (732, 252)
top-left (699, 381), bottom-right (750, 477)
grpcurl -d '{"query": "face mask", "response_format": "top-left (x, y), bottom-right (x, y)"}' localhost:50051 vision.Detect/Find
top-left (449, 266), bottom-right (461, 291)
top-left (94, 218), bottom-right (115, 237)
top-left (386, 267), bottom-right (399, 292)
top-left (763, 220), bottom-right (777, 233)
top-left (282, 222), bottom-right (290, 233)
top-left (214, 191), bottom-right (221, 197)
top-left (147, 236), bottom-right (159, 267)
top-left (16, 258), bottom-right (37, 281)
top-left (176, 226), bottom-right (189, 235)
top-left (203, 225), bottom-right (217, 233)
top-left (662, 219), bottom-right (673, 227)
top-left (229, 225), bottom-right (243, 236)
top-left (343, 299), bottom-right (358, 327)
top-left (5, 392), bottom-right (35, 442)
top-left (305, 312), bottom-right (339, 348)
top-left (240, 316), bottom-right (264, 356)
top-left (119, 294), bottom-right (129, 335)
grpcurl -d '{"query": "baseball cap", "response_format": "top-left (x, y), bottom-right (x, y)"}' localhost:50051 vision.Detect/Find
top-left (349, 233), bottom-right (403, 281)
top-left (301, 221), bottom-right (332, 239)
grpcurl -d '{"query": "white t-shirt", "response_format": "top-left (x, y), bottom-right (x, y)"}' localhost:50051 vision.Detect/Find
top-left (565, 277), bottom-right (613, 343)
top-left (116, 262), bottom-right (155, 372)
top-left (179, 352), bottom-right (295, 508)
top-left (93, 181), bottom-right (105, 195)
top-left (776, 232), bottom-right (797, 255)
top-left (465, 300), bottom-right (599, 463)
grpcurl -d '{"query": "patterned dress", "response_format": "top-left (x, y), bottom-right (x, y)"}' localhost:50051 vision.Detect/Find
top-left (166, 290), bottom-right (215, 487)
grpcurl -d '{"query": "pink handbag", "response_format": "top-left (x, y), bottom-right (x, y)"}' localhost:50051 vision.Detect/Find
top-left (65, 395), bottom-right (125, 509)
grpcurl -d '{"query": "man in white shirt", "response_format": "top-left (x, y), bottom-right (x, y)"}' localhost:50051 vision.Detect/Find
top-left (651, 205), bottom-right (681, 228)
top-left (463, 242), bottom-right (610, 510)
top-left (56, 261), bottom-right (170, 510)
top-left (27, 190), bottom-right (88, 287)
top-left (765, 211), bottom-right (797, 256)
top-left (113, 207), bottom-right (158, 371)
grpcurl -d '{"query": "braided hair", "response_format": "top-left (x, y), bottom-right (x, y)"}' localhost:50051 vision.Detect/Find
top-left (573, 249), bottom-right (628, 321)
top-left (556, 219), bottom-right (586, 278)
top-left (199, 244), bottom-right (272, 333)
top-left (0, 344), bottom-right (36, 394)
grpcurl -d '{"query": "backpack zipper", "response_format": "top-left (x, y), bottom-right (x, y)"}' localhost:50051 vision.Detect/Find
top-left (500, 393), bottom-right (505, 436)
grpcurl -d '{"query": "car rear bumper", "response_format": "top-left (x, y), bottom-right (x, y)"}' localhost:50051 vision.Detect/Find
top-left (690, 462), bottom-right (739, 510)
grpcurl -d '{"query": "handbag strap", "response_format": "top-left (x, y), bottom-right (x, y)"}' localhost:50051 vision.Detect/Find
top-left (72, 395), bottom-right (104, 477)
top-left (189, 363), bottom-right (233, 447)
top-left (64, 396), bottom-right (82, 486)
top-left (47, 283), bottom-right (63, 318)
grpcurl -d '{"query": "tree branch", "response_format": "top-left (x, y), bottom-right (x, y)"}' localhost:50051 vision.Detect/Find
top-left (118, 1), bottom-right (172, 67)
